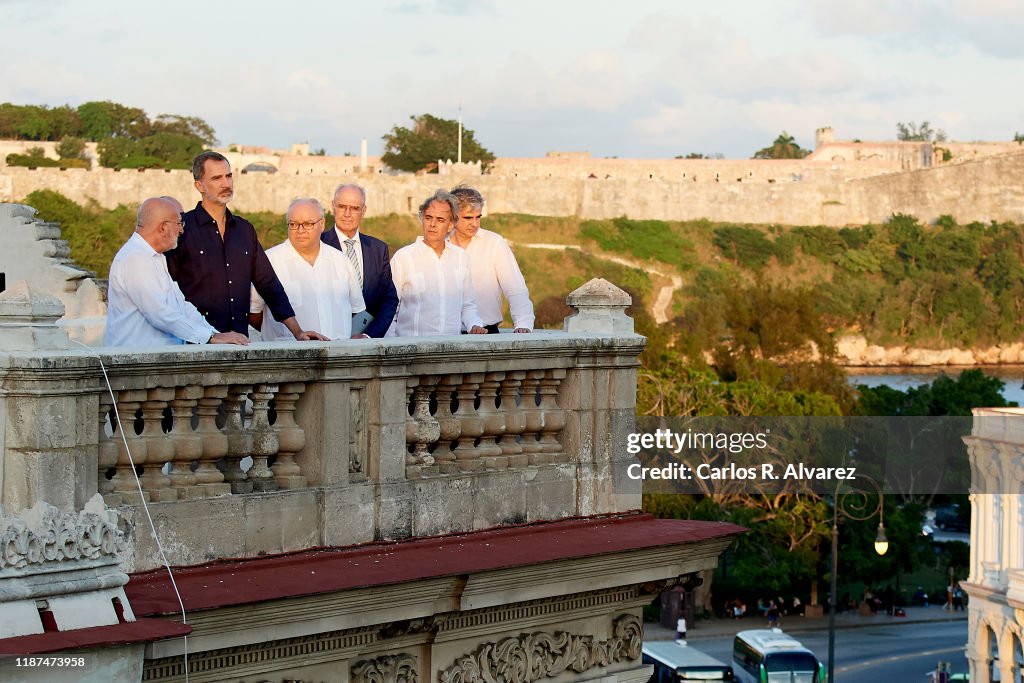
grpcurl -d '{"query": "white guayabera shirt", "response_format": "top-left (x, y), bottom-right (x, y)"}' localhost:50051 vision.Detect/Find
top-left (388, 238), bottom-right (484, 336)
top-left (105, 232), bottom-right (218, 346)
top-left (449, 228), bottom-right (535, 330)
top-left (250, 240), bottom-right (365, 341)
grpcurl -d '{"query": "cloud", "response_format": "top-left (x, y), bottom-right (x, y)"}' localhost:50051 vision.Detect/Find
top-left (806, 0), bottom-right (1024, 59)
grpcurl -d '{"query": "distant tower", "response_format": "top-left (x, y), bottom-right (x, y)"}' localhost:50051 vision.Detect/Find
top-left (359, 138), bottom-right (368, 173)
top-left (815, 127), bottom-right (835, 150)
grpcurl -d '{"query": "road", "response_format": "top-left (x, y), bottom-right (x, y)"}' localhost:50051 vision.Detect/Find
top-left (688, 620), bottom-right (969, 682)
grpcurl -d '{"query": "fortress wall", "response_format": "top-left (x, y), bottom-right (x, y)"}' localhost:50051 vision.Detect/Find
top-left (0, 140), bottom-right (99, 169)
top-left (844, 150), bottom-right (1024, 225)
top-left (3, 150), bottom-right (1023, 226)
top-left (490, 156), bottom-right (895, 181)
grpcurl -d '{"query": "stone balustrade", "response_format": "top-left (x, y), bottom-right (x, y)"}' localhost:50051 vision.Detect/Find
top-left (0, 278), bottom-right (643, 573)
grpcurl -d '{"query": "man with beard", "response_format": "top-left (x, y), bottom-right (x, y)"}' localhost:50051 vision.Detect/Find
top-left (166, 151), bottom-right (325, 340)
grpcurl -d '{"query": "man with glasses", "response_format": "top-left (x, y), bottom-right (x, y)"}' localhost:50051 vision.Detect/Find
top-left (250, 198), bottom-right (366, 341)
top-left (105, 197), bottom-right (249, 346)
top-left (166, 151), bottom-right (324, 340)
top-left (320, 183), bottom-right (398, 338)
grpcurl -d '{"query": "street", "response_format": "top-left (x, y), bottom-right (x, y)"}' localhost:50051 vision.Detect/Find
top-left (688, 620), bottom-right (969, 682)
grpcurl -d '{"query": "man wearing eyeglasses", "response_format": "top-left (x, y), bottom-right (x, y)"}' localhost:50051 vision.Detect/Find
top-left (250, 198), bottom-right (366, 341)
top-left (105, 197), bottom-right (249, 346)
top-left (166, 151), bottom-right (325, 340)
top-left (320, 183), bottom-right (398, 338)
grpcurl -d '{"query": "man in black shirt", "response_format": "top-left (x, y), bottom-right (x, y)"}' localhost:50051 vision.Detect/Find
top-left (167, 151), bottom-right (326, 340)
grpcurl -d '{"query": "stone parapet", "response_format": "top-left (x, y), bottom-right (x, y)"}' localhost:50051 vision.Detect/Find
top-left (0, 285), bottom-right (646, 572)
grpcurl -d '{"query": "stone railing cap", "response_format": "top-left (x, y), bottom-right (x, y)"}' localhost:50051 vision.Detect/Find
top-left (0, 203), bottom-right (38, 220)
top-left (0, 280), bottom-right (65, 319)
top-left (565, 278), bottom-right (632, 307)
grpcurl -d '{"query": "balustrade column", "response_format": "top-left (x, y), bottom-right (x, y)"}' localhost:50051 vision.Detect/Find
top-left (193, 386), bottom-right (231, 497)
top-left (221, 384), bottom-right (254, 494)
top-left (138, 387), bottom-right (177, 501)
top-left (477, 372), bottom-right (507, 470)
top-left (433, 374), bottom-right (462, 475)
top-left (538, 368), bottom-right (567, 461)
top-left (499, 371), bottom-right (527, 468)
top-left (272, 382), bottom-right (307, 489)
top-left (249, 384), bottom-right (280, 492)
top-left (111, 390), bottom-right (148, 502)
top-left (167, 385), bottom-right (203, 499)
top-left (97, 394), bottom-right (118, 503)
top-left (520, 371), bottom-right (545, 464)
top-left (405, 377), bottom-right (440, 478)
top-left (451, 373), bottom-right (485, 472)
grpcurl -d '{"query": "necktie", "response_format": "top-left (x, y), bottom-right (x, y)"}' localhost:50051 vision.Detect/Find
top-left (345, 239), bottom-right (363, 287)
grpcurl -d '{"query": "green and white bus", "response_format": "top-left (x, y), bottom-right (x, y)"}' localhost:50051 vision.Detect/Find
top-left (643, 641), bottom-right (735, 682)
top-left (732, 629), bottom-right (824, 683)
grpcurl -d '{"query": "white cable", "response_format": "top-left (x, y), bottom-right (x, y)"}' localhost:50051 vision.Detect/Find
top-left (71, 340), bottom-right (190, 682)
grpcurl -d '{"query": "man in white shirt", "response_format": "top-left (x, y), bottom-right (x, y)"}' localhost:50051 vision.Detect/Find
top-left (389, 190), bottom-right (488, 337)
top-left (104, 197), bottom-right (249, 347)
top-left (250, 198), bottom-right (367, 341)
top-left (448, 185), bottom-right (534, 333)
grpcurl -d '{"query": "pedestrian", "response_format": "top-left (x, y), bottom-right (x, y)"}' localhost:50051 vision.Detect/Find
top-left (767, 601), bottom-right (780, 628)
top-left (675, 615), bottom-right (686, 644)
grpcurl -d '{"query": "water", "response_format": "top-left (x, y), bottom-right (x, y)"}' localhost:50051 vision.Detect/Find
top-left (846, 366), bottom-right (1024, 406)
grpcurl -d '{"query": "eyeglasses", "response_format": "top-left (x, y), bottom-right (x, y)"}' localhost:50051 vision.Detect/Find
top-left (287, 218), bottom-right (324, 232)
top-left (162, 220), bottom-right (185, 229)
top-left (334, 204), bottom-right (363, 214)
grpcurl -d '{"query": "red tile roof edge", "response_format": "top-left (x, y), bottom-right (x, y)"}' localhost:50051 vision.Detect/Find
top-left (0, 618), bottom-right (191, 656)
top-left (125, 512), bottom-right (745, 617)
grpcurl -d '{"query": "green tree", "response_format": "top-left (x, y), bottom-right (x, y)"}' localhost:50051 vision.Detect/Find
top-left (381, 113), bottom-right (495, 173)
top-left (752, 131), bottom-right (810, 159)
top-left (149, 114), bottom-right (217, 147)
top-left (77, 101), bottom-right (148, 140)
top-left (56, 136), bottom-right (87, 161)
top-left (896, 121), bottom-right (947, 142)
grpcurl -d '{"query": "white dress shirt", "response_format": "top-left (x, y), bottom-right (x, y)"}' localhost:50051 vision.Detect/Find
top-left (388, 238), bottom-right (484, 336)
top-left (250, 240), bottom-right (365, 341)
top-left (104, 232), bottom-right (218, 346)
top-left (449, 228), bottom-right (535, 329)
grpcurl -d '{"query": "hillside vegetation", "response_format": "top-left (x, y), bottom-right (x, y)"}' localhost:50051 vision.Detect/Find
top-left (23, 191), bottom-right (1024, 412)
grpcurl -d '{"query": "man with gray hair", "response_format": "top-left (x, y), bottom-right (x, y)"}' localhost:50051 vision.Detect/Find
top-left (388, 189), bottom-right (487, 336)
top-left (105, 197), bottom-right (249, 346)
top-left (448, 184), bottom-right (534, 333)
top-left (250, 198), bottom-right (366, 341)
top-left (320, 183), bottom-right (398, 337)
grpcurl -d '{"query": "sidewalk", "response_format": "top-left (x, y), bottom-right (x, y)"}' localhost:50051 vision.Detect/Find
top-left (646, 605), bottom-right (969, 641)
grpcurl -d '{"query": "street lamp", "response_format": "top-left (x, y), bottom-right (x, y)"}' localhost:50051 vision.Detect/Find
top-left (828, 476), bottom-right (888, 683)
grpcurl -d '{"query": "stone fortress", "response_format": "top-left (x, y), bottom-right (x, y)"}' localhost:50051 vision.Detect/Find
top-left (1, 128), bottom-right (1022, 227)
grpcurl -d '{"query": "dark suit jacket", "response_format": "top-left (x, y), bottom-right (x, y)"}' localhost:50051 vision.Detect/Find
top-left (321, 228), bottom-right (398, 338)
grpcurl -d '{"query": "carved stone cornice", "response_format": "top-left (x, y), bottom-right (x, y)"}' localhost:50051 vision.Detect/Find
top-left (438, 614), bottom-right (641, 683)
top-left (0, 495), bottom-right (123, 572)
top-left (352, 653), bottom-right (419, 683)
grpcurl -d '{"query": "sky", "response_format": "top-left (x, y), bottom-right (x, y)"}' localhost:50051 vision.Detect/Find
top-left (2, 0), bottom-right (1023, 160)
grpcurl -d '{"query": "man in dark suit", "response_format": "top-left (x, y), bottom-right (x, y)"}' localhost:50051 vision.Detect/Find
top-left (320, 183), bottom-right (398, 338)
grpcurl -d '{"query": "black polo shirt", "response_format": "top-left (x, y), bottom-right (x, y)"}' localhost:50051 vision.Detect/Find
top-left (166, 203), bottom-right (295, 335)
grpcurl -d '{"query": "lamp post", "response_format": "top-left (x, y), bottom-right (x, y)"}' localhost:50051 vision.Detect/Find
top-left (827, 476), bottom-right (888, 683)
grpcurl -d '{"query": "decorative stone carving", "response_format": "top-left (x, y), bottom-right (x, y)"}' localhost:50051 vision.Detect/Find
top-left (0, 495), bottom-right (123, 570)
top-left (439, 614), bottom-right (641, 683)
top-left (352, 653), bottom-right (419, 683)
